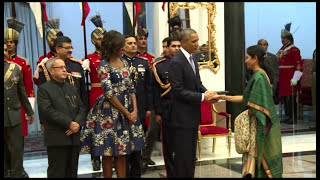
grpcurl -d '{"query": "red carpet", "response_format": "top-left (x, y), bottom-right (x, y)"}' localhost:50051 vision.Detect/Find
top-left (24, 135), bottom-right (46, 153)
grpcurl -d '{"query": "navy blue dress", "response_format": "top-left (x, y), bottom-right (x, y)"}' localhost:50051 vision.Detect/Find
top-left (80, 59), bottom-right (144, 156)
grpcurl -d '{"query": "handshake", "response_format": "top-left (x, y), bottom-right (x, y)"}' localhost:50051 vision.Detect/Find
top-left (204, 91), bottom-right (225, 103)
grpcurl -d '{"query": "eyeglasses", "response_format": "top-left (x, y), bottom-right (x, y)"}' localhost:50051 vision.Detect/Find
top-left (59, 46), bottom-right (73, 50)
top-left (52, 66), bottom-right (67, 70)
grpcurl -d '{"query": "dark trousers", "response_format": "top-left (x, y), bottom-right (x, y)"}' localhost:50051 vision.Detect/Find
top-left (173, 127), bottom-right (198, 178)
top-left (141, 114), bottom-right (161, 164)
top-left (4, 124), bottom-right (24, 178)
top-left (47, 146), bottom-right (80, 178)
top-left (161, 125), bottom-right (175, 178)
top-left (126, 150), bottom-right (142, 178)
top-left (283, 95), bottom-right (297, 120)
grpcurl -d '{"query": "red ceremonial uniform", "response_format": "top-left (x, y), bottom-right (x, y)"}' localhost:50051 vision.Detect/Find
top-left (7, 54), bottom-right (35, 137)
top-left (87, 51), bottom-right (104, 109)
top-left (136, 51), bottom-right (155, 67)
top-left (33, 51), bottom-right (56, 85)
top-left (277, 44), bottom-right (302, 97)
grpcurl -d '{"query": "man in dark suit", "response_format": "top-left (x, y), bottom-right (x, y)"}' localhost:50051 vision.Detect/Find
top-left (168, 28), bottom-right (217, 177)
top-left (37, 57), bottom-right (87, 178)
top-left (4, 42), bottom-right (34, 178)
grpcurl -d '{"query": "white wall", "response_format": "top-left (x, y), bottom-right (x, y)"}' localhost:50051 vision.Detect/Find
top-left (199, 2), bottom-right (226, 91)
top-left (146, 2), bottom-right (169, 57)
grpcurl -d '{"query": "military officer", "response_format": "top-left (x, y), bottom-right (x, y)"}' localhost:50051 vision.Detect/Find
top-left (122, 35), bottom-right (153, 178)
top-left (143, 35), bottom-right (181, 177)
top-left (4, 42), bottom-right (34, 178)
top-left (81, 14), bottom-right (107, 172)
top-left (33, 18), bottom-right (64, 86)
top-left (277, 23), bottom-right (303, 124)
top-left (5, 17), bottom-right (35, 178)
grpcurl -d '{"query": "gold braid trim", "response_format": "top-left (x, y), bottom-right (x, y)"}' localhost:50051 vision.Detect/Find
top-left (67, 73), bottom-right (75, 85)
top-left (152, 58), bottom-right (171, 98)
top-left (247, 101), bottom-right (271, 118)
top-left (40, 64), bottom-right (51, 81)
top-left (4, 63), bottom-right (16, 83)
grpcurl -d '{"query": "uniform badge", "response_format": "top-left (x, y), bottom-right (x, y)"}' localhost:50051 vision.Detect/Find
top-left (71, 72), bottom-right (82, 78)
top-left (137, 64), bottom-right (145, 72)
top-left (11, 76), bottom-right (18, 82)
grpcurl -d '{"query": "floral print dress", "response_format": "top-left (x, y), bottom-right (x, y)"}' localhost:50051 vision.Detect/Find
top-left (80, 59), bottom-right (144, 156)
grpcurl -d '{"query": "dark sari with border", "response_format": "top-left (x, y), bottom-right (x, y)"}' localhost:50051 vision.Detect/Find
top-left (243, 70), bottom-right (283, 178)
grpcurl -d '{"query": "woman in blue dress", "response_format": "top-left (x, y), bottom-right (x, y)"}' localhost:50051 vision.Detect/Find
top-left (80, 30), bottom-right (144, 178)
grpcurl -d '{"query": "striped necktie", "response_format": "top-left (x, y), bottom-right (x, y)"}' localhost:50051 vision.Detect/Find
top-left (189, 55), bottom-right (196, 75)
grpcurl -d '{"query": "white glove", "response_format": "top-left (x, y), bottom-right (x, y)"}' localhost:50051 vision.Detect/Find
top-left (33, 65), bottom-right (40, 79)
top-left (290, 70), bottom-right (303, 86)
top-left (33, 57), bottom-right (49, 79)
top-left (290, 79), bottom-right (297, 86)
top-left (28, 97), bottom-right (36, 112)
top-left (82, 59), bottom-right (90, 72)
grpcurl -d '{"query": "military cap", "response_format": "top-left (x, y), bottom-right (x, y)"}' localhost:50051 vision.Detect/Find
top-left (281, 23), bottom-right (292, 37)
top-left (46, 18), bottom-right (63, 43)
top-left (90, 14), bottom-right (107, 45)
top-left (4, 17), bottom-right (25, 42)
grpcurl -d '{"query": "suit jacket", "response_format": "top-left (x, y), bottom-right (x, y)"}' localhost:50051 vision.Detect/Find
top-left (4, 61), bottom-right (34, 127)
top-left (168, 50), bottom-right (207, 128)
top-left (37, 79), bottom-right (87, 147)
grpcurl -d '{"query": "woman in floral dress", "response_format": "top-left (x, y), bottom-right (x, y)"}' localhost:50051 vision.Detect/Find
top-left (80, 30), bottom-right (144, 178)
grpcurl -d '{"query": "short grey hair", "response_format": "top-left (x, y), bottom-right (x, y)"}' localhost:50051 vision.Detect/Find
top-left (180, 28), bottom-right (197, 41)
top-left (46, 57), bottom-right (62, 70)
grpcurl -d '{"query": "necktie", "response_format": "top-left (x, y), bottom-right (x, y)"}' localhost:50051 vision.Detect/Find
top-left (189, 55), bottom-right (196, 75)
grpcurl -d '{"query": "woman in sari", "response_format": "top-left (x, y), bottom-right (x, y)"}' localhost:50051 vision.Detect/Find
top-left (213, 45), bottom-right (283, 178)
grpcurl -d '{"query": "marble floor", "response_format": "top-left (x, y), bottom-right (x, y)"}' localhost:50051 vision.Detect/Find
top-left (22, 107), bottom-right (316, 178)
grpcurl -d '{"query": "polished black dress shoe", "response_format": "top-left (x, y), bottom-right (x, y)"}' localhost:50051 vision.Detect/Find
top-left (148, 159), bottom-right (156, 165)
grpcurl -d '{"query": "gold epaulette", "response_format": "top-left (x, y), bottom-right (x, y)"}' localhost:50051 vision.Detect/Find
top-left (70, 58), bottom-right (83, 65)
top-left (152, 58), bottom-right (171, 98)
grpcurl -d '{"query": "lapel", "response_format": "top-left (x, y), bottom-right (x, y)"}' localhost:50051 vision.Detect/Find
top-left (179, 50), bottom-right (196, 78)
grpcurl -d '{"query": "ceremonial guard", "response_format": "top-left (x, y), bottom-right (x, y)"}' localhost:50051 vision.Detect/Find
top-left (145, 35), bottom-right (181, 177)
top-left (135, 16), bottom-right (155, 67)
top-left (122, 35), bottom-right (153, 178)
top-left (4, 42), bottom-right (34, 178)
top-left (5, 17), bottom-right (35, 136)
top-left (81, 14), bottom-right (107, 172)
top-left (277, 23), bottom-right (303, 124)
top-left (5, 17), bottom-right (35, 177)
top-left (33, 18), bottom-right (64, 86)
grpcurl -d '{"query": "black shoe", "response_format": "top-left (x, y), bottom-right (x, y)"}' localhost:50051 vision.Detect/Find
top-left (148, 159), bottom-right (156, 165)
top-left (92, 160), bottom-right (101, 171)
